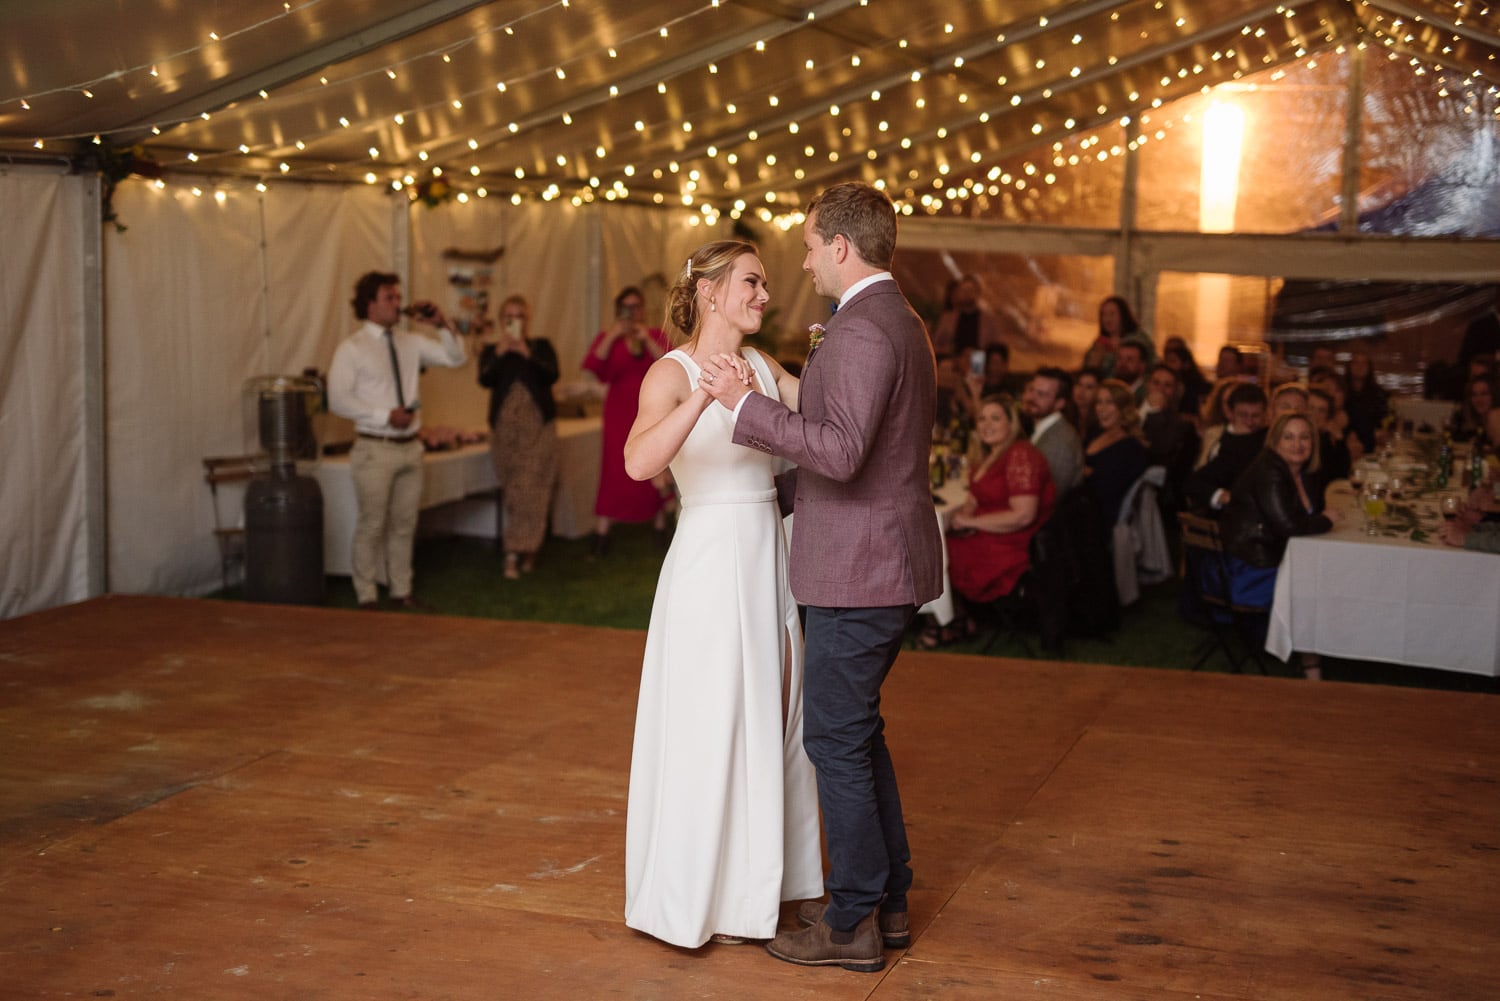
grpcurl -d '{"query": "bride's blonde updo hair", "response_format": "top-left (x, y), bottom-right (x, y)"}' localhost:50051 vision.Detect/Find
top-left (665, 239), bottom-right (759, 345)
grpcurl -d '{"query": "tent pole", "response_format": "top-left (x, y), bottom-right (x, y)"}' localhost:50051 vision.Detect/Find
top-left (81, 174), bottom-right (108, 595)
top-left (1339, 45), bottom-right (1366, 234)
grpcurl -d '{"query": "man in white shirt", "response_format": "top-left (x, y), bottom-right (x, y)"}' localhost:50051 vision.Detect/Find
top-left (327, 271), bottom-right (465, 609)
top-left (1023, 366), bottom-right (1083, 499)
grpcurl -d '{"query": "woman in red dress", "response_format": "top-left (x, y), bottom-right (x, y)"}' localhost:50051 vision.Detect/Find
top-left (583, 286), bottom-right (674, 555)
top-left (923, 394), bottom-right (1055, 646)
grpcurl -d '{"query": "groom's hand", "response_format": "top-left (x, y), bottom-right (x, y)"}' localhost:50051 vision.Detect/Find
top-left (700, 355), bottom-right (751, 409)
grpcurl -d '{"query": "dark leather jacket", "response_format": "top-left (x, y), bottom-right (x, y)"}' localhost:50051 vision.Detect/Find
top-left (1222, 451), bottom-right (1331, 567)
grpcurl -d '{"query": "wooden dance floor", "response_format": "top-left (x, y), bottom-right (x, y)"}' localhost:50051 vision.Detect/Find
top-left (3, 596), bottom-right (1497, 1000)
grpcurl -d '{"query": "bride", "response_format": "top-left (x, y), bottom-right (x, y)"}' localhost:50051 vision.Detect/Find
top-left (621, 240), bottom-right (823, 948)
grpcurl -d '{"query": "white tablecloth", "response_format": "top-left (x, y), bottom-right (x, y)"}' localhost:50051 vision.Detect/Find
top-left (314, 417), bottom-right (602, 574)
top-left (1265, 485), bottom-right (1500, 676)
top-left (917, 478), bottom-right (969, 626)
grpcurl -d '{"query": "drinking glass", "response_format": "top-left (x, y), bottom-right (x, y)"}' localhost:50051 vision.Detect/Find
top-left (1440, 492), bottom-right (1464, 523)
top-left (1361, 482), bottom-right (1388, 536)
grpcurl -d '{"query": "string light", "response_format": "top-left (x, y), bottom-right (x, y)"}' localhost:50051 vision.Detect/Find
top-left (11, 1), bottom-right (1495, 217)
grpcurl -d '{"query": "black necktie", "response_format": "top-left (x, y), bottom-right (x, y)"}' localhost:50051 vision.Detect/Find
top-left (384, 328), bottom-right (406, 408)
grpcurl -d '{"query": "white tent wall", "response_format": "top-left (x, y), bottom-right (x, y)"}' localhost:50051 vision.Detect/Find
top-left (102, 179), bottom-right (395, 600)
top-left (0, 169), bottom-right (92, 618)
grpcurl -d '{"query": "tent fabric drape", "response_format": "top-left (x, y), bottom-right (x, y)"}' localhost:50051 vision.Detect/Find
top-left (102, 180), bottom-right (394, 598)
top-left (0, 170), bottom-right (90, 618)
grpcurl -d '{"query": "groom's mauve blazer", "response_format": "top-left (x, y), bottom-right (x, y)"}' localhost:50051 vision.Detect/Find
top-left (734, 278), bottom-right (944, 609)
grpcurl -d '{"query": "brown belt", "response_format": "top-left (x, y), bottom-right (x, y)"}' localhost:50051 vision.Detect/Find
top-left (358, 431), bottom-right (421, 444)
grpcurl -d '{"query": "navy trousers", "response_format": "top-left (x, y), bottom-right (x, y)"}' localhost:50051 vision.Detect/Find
top-left (801, 603), bottom-right (916, 932)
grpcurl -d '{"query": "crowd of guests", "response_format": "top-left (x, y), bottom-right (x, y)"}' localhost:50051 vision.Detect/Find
top-left (920, 279), bottom-right (1500, 673)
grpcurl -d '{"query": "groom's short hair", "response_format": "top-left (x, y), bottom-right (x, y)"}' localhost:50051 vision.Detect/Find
top-left (806, 182), bottom-right (896, 270)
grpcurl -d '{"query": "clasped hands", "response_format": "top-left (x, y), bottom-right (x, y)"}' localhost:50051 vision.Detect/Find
top-left (699, 353), bottom-right (754, 408)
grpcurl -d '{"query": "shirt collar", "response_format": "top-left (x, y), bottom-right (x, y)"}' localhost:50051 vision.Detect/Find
top-left (838, 271), bottom-right (893, 309)
top-left (1031, 411), bottom-right (1063, 441)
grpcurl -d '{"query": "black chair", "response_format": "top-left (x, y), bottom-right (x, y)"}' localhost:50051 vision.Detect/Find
top-left (1177, 512), bottom-right (1275, 674)
top-left (970, 568), bottom-right (1037, 658)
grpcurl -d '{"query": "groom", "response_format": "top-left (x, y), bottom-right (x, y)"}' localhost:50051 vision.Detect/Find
top-left (700, 181), bottom-right (943, 972)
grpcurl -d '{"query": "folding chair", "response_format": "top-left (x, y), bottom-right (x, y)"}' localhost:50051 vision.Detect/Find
top-left (203, 455), bottom-right (262, 590)
top-left (1176, 511), bottom-right (1274, 674)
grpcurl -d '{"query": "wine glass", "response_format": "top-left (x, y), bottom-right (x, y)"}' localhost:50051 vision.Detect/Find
top-left (1440, 492), bottom-right (1464, 523)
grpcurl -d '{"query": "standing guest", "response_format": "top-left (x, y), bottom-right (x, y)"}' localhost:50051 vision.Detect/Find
top-left (1084, 295), bottom-right (1155, 377)
top-left (327, 271), bottom-right (466, 609)
top-left (1308, 345), bottom-right (1338, 373)
top-left (699, 181), bottom-right (943, 973)
top-left (1186, 382), bottom-right (1268, 513)
top-left (1458, 288), bottom-right (1500, 373)
top-left (622, 240), bottom-right (821, 950)
top-left (1163, 343), bottom-right (1210, 424)
top-left (477, 294), bottom-right (559, 580)
top-left (1084, 380), bottom-right (1151, 524)
top-left (583, 285), bottom-right (673, 555)
top-left (1342, 348), bottom-right (1388, 452)
top-left (1024, 366), bottom-right (1084, 499)
top-left (1072, 366), bottom-right (1104, 445)
top-left (1221, 413), bottom-right (1337, 678)
top-left (920, 395), bottom-right (1054, 647)
top-left (929, 273), bottom-right (1002, 359)
top-left (1454, 373), bottom-right (1496, 442)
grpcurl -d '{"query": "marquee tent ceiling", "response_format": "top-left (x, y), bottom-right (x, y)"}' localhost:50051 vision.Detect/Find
top-left (3, 0), bottom-right (1498, 217)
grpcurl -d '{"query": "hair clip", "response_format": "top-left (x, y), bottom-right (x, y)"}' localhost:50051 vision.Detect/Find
top-left (684, 257), bottom-right (692, 278)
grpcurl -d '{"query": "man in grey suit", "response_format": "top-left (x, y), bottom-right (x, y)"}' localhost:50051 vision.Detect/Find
top-left (700, 182), bottom-right (943, 973)
top-left (1024, 366), bottom-right (1084, 498)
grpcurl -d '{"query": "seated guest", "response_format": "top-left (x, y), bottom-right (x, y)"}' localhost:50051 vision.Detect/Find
top-left (1112, 341), bottom-right (1149, 404)
top-left (923, 395), bottom-right (1055, 646)
top-left (1084, 379), bottom-right (1151, 525)
top-left (980, 342), bottom-right (1025, 397)
top-left (1195, 376), bottom-right (1241, 466)
top-left (1453, 372), bottom-right (1495, 443)
top-left (1186, 382), bottom-right (1268, 513)
top-left (1270, 382), bottom-right (1309, 421)
top-left (935, 350), bottom-right (978, 429)
top-left (1073, 366), bottom-right (1104, 445)
top-left (1221, 413), bottom-right (1338, 678)
top-left (1163, 343), bottom-right (1210, 425)
top-left (1140, 363), bottom-right (1199, 513)
top-left (1023, 366), bottom-right (1084, 499)
top-left (1216, 345), bottom-right (1244, 380)
top-left (1307, 388), bottom-right (1352, 481)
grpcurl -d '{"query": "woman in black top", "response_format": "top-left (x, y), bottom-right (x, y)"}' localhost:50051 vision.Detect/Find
top-left (477, 294), bottom-right (560, 579)
top-left (1222, 413), bottom-right (1335, 594)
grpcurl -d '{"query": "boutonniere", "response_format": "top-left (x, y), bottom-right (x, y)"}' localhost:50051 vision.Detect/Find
top-left (808, 323), bottom-right (826, 352)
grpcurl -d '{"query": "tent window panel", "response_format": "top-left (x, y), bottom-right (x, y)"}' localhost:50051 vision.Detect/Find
top-left (893, 248), bottom-right (1114, 371)
top-left (1357, 55), bottom-right (1500, 238)
top-left (1136, 59), bottom-right (1348, 235)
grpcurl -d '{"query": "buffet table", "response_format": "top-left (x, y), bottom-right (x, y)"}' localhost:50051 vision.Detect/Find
top-left (1265, 483), bottom-right (1500, 676)
top-left (314, 417), bottom-right (601, 574)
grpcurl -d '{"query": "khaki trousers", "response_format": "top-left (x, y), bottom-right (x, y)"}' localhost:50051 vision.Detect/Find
top-left (349, 436), bottom-right (425, 603)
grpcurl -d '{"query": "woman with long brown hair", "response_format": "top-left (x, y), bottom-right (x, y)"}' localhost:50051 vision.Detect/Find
top-left (622, 240), bottom-right (821, 950)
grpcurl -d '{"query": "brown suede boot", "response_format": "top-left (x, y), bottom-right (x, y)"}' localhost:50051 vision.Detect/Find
top-left (766, 909), bottom-right (883, 972)
top-left (795, 899), bottom-right (910, 948)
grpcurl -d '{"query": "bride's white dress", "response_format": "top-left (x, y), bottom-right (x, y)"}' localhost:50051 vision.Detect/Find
top-left (624, 347), bottom-right (823, 948)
